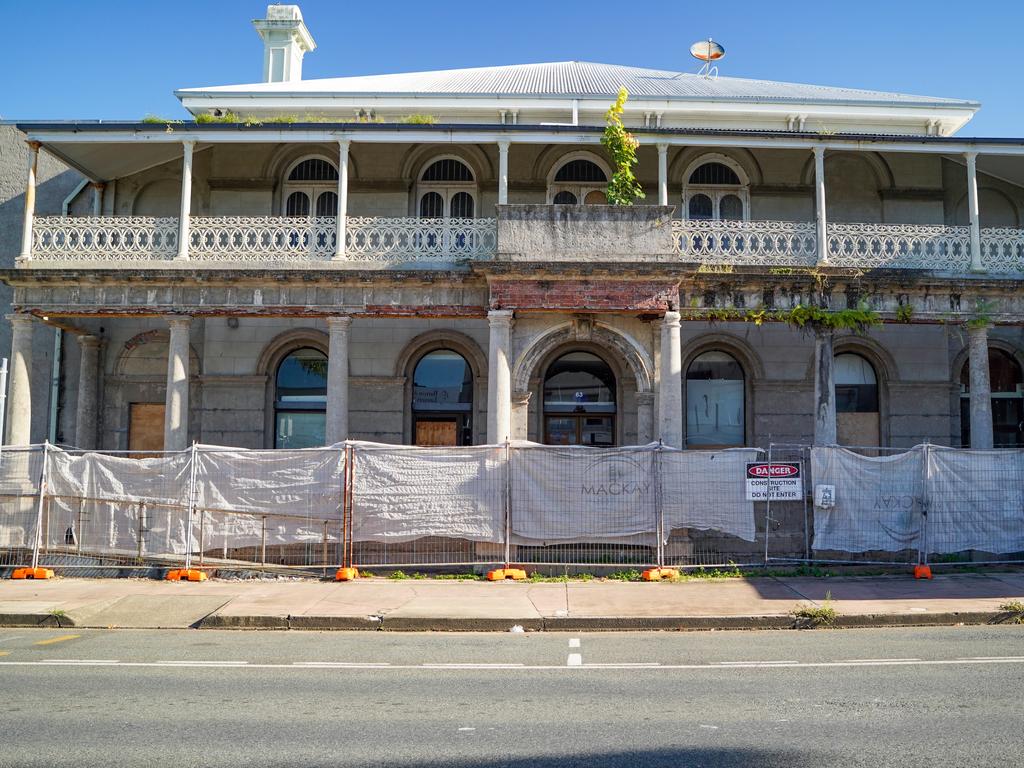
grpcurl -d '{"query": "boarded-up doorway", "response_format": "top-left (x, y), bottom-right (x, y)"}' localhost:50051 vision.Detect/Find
top-left (415, 419), bottom-right (458, 447)
top-left (129, 403), bottom-right (165, 452)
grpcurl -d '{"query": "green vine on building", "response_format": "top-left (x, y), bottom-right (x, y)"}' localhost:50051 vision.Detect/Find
top-left (601, 88), bottom-right (645, 205)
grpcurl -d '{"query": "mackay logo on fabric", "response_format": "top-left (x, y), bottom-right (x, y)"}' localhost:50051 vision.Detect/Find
top-left (581, 454), bottom-right (652, 497)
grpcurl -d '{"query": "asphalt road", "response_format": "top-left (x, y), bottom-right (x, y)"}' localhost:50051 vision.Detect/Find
top-left (1, 626), bottom-right (1022, 767)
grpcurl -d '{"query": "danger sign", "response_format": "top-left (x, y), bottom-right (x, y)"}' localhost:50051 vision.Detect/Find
top-left (745, 462), bottom-right (803, 501)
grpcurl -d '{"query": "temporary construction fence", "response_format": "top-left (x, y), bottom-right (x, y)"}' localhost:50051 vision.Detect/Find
top-left (2, 440), bottom-right (1021, 577)
top-left (765, 442), bottom-right (1024, 567)
top-left (0, 441), bottom-right (764, 575)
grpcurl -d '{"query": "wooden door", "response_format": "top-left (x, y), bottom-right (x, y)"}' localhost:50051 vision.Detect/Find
top-left (129, 403), bottom-right (165, 452)
top-left (415, 420), bottom-right (458, 447)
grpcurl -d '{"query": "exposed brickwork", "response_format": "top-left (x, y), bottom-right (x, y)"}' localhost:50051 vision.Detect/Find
top-left (489, 279), bottom-right (678, 312)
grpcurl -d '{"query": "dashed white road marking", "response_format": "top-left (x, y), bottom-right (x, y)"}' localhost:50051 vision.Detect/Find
top-left (157, 660), bottom-right (248, 666)
top-left (699, 725), bottom-right (719, 730)
top-left (568, 638), bottom-right (580, 648)
top-left (584, 662), bottom-right (661, 667)
top-left (716, 660), bottom-right (798, 665)
top-left (458, 727), bottom-right (475, 732)
top-left (43, 659), bottom-right (119, 664)
top-left (567, 653), bottom-right (583, 667)
top-left (421, 663), bottom-right (526, 669)
top-left (842, 658), bottom-right (920, 663)
top-left (0, 636), bottom-right (25, 644)
top-left (293, 661), bottom-right (391, 667)
top-left (957, 656), bottom-right (1024, 661)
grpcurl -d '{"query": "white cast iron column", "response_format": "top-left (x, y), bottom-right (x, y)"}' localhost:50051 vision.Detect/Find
top-left (658, 311), bottom-right (683, 448)
top-left (967, 324), bottom-right (994, 449)
top-left (486, 310), bottom-right (513, 444)
top-left (325, 316), bottom-right (351, 443)
top-left (91, 182), bottom-right (105, 216)
top-left (334, 139), bottom-right (350, 260)
top-left (74, 335), bottom-right (102, 450)
top-left (18, 141), bottom-right (40, 263)
top-left (164, 317), bottom-right (192, 451)
top-left (813, 146), bottom-right (828, 265)
top-left (813, 328), bottom-right (837, 445)
top-left (5, 314), bottom-right (34, 445)
top-left (966, 151), bottom-right (984, 272)
top-left (497, 141), bottom-right (509, 205)
top-left (657, 143), bottom-right (669, 207)
top-left (176, 140), bottom-right (194, 261)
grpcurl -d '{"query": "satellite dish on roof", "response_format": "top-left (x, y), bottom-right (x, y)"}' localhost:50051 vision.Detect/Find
top-left (690, 38), bottom-right (724, 79)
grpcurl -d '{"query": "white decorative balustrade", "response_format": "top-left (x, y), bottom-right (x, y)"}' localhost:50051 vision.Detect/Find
top-left (189, 216), bottom-right (336, 262)
top-left (346, 217), bottom-right (497, 261)
top-left (32, 216), bottom-right (179, 260)
top-left (826, 223), bottom-right (972, 271)
top-left (673, 219), bottom-right (818, 266)
top-left (979, 227), bottom-right (1024, 273)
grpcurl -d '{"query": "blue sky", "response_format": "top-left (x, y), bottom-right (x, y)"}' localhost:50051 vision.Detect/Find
top-left (5, 0), bottom-right (1023, 136)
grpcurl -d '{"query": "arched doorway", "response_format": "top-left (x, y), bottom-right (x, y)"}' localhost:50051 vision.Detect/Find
top-left (416, 157), bottom-right (477, 219)
top-left (412, 349), bottom-right (474, 446)
top-left (960, 348), bottom-right (1024, 447)
top-left (274, 347), bottom-right (327, 448)
top-left (542, 352), bottom-right (616, 446)
top-left (835, 353), bottom-right (881, 446)
top-left (282, 157), bottom-right (339, 217)
top-left (685, 351), bottom-right (745, 448)
top-left (548, 154), bottom-right (609, 205)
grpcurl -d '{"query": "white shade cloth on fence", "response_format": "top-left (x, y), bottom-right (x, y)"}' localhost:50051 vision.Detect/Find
top-left (811, 447), bottom-right (925, 553)
top-left (351, 442), bottom-right (505, 543)
top-left (925, 447), bottom-right (1024, 554)
top-left (0, 446), bottom-right (44, 549)
top-left (661, 447), bottom-right (760, 542)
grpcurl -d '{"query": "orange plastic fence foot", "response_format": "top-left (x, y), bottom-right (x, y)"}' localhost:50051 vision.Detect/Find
top-left (11, 567), bottom-right (54, 580)
top-left (335, 567), bottom-right (359, 581)
top-left (642, 567), bottom-right (679, 581)
top-left (913, 564), bottom-right (932, 580)
top-left (486, 568), bottom-right (527, 581)
top-left (165, 569), bottom-right (208, 582)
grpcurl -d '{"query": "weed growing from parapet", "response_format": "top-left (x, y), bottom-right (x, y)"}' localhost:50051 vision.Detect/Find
top-left (997, 600), bottom-right (1024, 624)
top-left (791, 590), bottom-right (838, 628)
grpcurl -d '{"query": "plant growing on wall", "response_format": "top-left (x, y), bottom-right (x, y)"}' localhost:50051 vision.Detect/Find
top-left (601, 88), bottom-right (645, 205)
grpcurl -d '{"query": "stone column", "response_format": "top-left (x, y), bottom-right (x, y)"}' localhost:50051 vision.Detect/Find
top-left (657, 143), bottom-right (669, 207)
top-left (813, 146), bottom-right (828, 265)
top-left (164, 317), bottom-right (192, 451)
top-left (966, 152), bottom-right (984, 273)
top-left (176, 140), bottom-right (194, 261)
top-left (5, 314), bottom-right (34, 445)
top-left (74, 335), bottom-right (102, 450)
top-left (510, 389), bottom-right (531, 442)
top-left (18, 141), bottom-right (40, 262)
top-left (813, 328), bottom-right (837, 445)
top-left (651, 319), bottom-right (662, 437)
top-left (497, 141), bottom-right (510, 205)
top-left (486, 310), bottom-right (514, 444)
top-left (91, 182), bottom-right (105, 217)
top-left (334, 139), bottom-right (350, 260)
top-left (967, 324), bottom-right (994, 449)
top-left (325, 316), bottom-right (351, 444)
top-left (636, 391), bottom-right (655, 444)
top-left (658, 311), bottom-right (683, 448)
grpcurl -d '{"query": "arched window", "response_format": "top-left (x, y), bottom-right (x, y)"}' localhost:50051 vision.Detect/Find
top-left (412, 350), bottom-right (474, 446)
top-left (416, 157), bottom-right (477, 219)
top-left (960, 349), bottom-right (1024, 447)
top-left (283, 157), bottom-right (338, 217)
top-left (274, 348), bottom-right (327, 448)
top-left (682, 156), bottom-right (749, 221)
top-left (685, 351), bottom-right (744, 448)
top-left (543, 351), bottom-right (616, 446)
top-left (548, 154), bottom-right (609, 205)
top-left (835, 353), bottom-right (881, 446)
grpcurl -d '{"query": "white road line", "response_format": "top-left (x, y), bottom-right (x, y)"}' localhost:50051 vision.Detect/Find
top-left (567, 653), bottom-right (583, 667)
top-left (0, 636), bottom-right (25, 644)
top-left (842, 658), bottom-right (920, 663)
top-left (293, 661), bottom-right (391, 667)
top-left (717, 660), bottom-right (799, 665)
top-left (2, 658), bottom-right (1024, 671)
top-left (43, 659), bottom-right (120, 664)
top-left (956, 656), bottom-right (1024, 661)
top-left (584, 662), bottom-right (661, 667)
top-left (568, 638), bottom-right (580, 648)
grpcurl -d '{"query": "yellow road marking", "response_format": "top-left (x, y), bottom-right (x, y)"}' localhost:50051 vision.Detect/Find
top-left (33, 635), bottom-right (80, 646)
top-left (0, 651), bottom-right (8, 657)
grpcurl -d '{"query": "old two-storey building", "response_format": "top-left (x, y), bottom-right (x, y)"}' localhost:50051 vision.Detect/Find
top-left (3, 5), bottom-right (1023, 456)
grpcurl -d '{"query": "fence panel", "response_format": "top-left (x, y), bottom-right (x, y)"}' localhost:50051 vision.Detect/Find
top-left (0, 447), bottom-right (46, 573)
top-left (924, 446), bottom-right (1024, 564)
top-left (350, 442), bottom-right (506, 566)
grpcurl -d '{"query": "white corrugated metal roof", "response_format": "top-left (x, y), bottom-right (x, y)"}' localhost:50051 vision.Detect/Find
top-left (177, 61), bottom-right (976, 107)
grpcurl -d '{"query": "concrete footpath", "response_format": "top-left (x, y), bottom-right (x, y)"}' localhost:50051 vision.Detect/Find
top-left (0, 572), bottom-right (1022, 631)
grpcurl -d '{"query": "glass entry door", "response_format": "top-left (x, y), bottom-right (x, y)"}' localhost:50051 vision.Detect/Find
top-left (544, 415), bottom-right (614, 446)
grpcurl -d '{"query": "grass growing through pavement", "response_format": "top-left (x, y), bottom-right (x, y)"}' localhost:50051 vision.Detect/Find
top-left (998, 600), bottom-right (1024, 624)
top-left (790, 591), bottom-right (838, 628)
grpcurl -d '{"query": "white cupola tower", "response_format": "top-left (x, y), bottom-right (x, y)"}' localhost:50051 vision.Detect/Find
top-left (253, 4), bottom-right (316, 83)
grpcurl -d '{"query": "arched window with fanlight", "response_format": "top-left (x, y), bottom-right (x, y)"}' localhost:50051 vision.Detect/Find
top-left (548, 154), bottom-right (610, 205)
top-left (282, 157), bottom-right (339, 217)
top-left (685, 351), bottom-right (745, 448)
top-left (274, 347), bottom-right (328, 448)
top-left (412, 349), bottom-right (474, 446)
top-left (682, 156), bottom-right (750, 221)
top-left (543, 351), bottom-right (616, 446)
top-left (960, 348), bottom-right (1024, 447)
top-left (416, 157), bottom-right (477, 219)
top-left (835, 353), bottom-right (881, 446)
